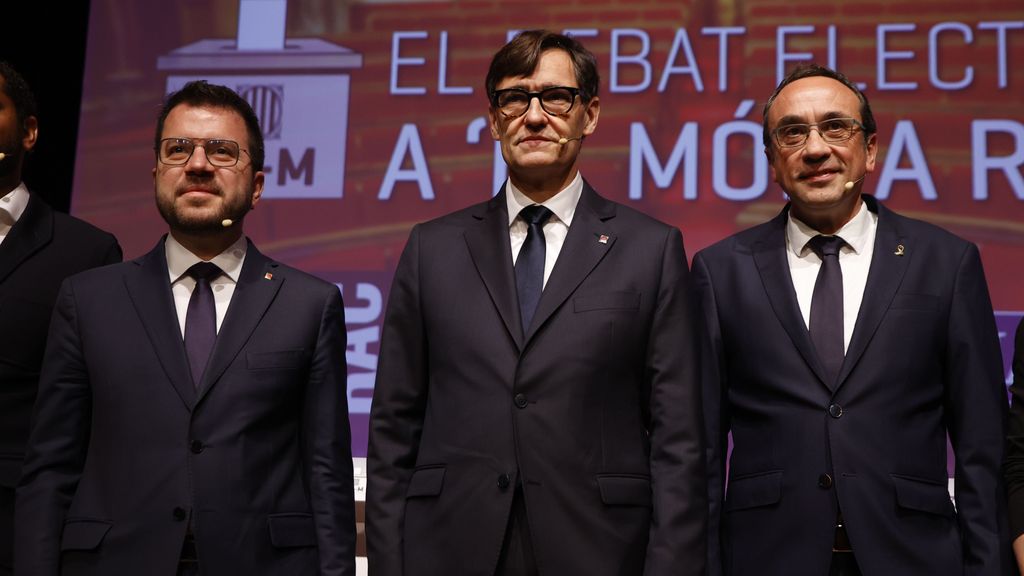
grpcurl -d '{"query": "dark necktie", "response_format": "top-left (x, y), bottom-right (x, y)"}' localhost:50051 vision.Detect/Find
top-left (515, 205), bottom-right (554, 333)
top-left (184, 262), bottom-right (222, 388)
top-left (808, 235), bottom-right (846, 385)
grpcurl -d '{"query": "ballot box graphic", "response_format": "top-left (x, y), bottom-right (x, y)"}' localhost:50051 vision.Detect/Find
top-left (156, 2), bottom-right (362, 199)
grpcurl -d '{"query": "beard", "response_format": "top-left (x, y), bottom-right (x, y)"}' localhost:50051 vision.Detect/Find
top-left (156, 178), bottom-right (253, 235)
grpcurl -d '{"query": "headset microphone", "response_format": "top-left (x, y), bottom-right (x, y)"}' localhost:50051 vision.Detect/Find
top-left (557, 136), bottom-right (582, 145)
top-left (844, 175), bottom-right (865, 191)
top-left (0, 153), bottom-right (6, 161)
top-left (221, 219), bottom-right (233, 227)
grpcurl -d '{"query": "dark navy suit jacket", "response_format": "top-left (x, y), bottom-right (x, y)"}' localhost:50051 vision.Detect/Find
top-left (15, 238), bottom-right (355, 576)
top-left (694, 195), bottom-right (1012, 576)
top-left (367, 183), bottom-right (707, 576)
top-left (0, 192), bottom-right (119, 575)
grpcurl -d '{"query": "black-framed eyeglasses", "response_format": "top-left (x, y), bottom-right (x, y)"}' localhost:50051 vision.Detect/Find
top-left (490, 86), bottom-right (581, 118)
top-left (156, 138), bottom-right (248, 167)
top-left (771, 118), bottom-right (865, 148)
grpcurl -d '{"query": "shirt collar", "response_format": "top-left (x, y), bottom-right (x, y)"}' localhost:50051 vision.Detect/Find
top-left (166, 233), bottom-right (247, 284)
top-left (787, 199), bottom-right (877, 258)
top-left (0, 184), bottom-right (31, 226)
top-left (506, 171), bottom-right (583, 228)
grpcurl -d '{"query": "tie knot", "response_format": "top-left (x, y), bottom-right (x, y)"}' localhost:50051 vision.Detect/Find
top-left (187, 261), bottom-right (222, 282)
top-left (808, 235), bottom-right (845, 258)
top-left (519, 205), bottom-right (554, 227)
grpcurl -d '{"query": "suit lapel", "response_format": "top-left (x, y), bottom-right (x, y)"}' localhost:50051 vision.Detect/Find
top-left (464, 189), bottom-right (524, 350)
top-left (195, 241), bottom-right (282, 404)
top-left (0, 193), bottom-right (52, 284)
top-left (124, 238), bottom-right (197, 408)
top-left (836, 198), bottom-right (909, 387)
top-left (751, 208), bottom-right (833, 390)
top-left (525, 183), bottom-right (616, 344)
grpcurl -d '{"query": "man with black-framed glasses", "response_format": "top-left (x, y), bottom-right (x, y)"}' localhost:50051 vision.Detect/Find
top-left (368, 29), bottom-right (706, 576)
top-left (16, 80), bottom-right (356, 576)
top-left (694, 63), bottom-right (1011, 576)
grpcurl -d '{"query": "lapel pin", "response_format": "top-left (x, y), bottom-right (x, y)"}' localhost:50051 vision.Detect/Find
top-left (597, 234), bottom-right (609, 244)
top-left (264, 272), bottom-right (274, 280)
top-left (894, 244), bottom-right (905, 256)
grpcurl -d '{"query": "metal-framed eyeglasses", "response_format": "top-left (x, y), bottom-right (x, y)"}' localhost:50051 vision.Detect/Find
top-left (771, 118), bottom-right (865, 148)
top-left (490, 86), bottom-right (581, 118)
top-left (156, 138), bottom-right (249, 167)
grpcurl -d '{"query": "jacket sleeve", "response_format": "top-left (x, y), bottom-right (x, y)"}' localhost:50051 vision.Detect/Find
top-left (944, 243), bottom-right (1014, 575)
top-left (14, 278), bottom-right (92, 576)
top-left (642, 227), bottom-right (708, 576)
top-left (98, 234), bottom-right (123, 266)
top-left (1006, 318), bottom-right (1024, 537)
top-left (366, 225), bottom-right (429, 576)
top-left (304, 285), bottom-right (357, 575)
top-left (691, 251), bottom-right (728, 576)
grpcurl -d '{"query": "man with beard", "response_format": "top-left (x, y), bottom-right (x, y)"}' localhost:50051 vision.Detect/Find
top-left (0, 61), bottom-right (121, 576)
top-left (15, 81), bottom-right (356, 576)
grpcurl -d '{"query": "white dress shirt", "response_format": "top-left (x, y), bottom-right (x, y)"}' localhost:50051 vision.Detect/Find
top-left (0, 184), bottom-right (30, 246)
top-left (506, 171), bottom-right (584, 289)
top-left (166, 234), bottom-right (248, 338)
top-left (786, 200), bottom-right (877, 352)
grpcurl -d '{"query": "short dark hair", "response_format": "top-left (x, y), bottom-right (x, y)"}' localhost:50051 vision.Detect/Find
top-left (154, 80), bottom-right (265, 171)
top-left (762, 63), bottom-right (877, 150)
top-left (485, 30), bottom-right (600, 104)
top-left (0, 61), bottom-right (38, 135)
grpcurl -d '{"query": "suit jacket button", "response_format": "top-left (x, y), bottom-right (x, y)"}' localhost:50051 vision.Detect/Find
top-left (514, 393), bottom-right (528, 409)
top-left (828, 403), bottom-right (843, 418)
top-left (173, 507), bottom-right (187, 521)
top-left (497, 473), bottom-right (511, 490)
top-left (818, 473), bottom-right (833, 489)
top-left (190, 440), bottom-right (204, 454)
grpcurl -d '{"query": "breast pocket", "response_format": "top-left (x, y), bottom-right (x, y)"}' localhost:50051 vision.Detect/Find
top-left (247, 349), bottom-right (311, 371)
top-left (889, 293), bottom-right (940, 312)
top-left (573, 291), bottom-right (641, 313)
